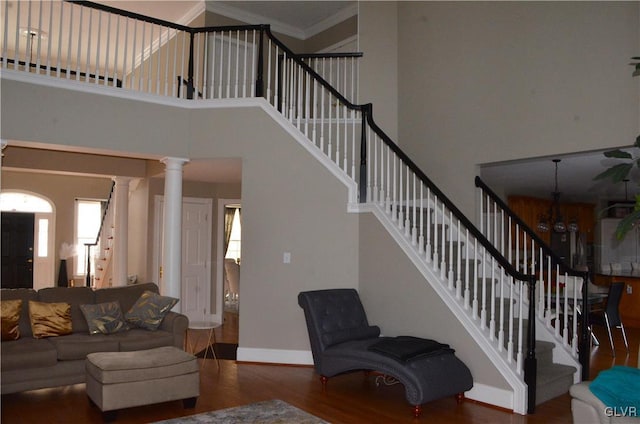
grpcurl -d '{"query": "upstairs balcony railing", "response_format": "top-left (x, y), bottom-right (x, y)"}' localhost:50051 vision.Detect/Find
top-left (3, 0), bottom-right (550, 412)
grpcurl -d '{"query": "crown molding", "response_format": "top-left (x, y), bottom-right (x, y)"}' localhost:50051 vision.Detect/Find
top-left (305, 3), bottom-right (357, 39)
top-left (178, 1), bottom-right (207, 26)
top-left (205, 2), bottom-right (357, 40)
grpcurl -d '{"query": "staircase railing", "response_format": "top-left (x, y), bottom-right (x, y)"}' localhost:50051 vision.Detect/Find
top-left (84, 181), bottom-right (115, 287)
top-left (475, 176), bottom-right (591, 379)
top-left (3, 0), bottom-right (543, 412)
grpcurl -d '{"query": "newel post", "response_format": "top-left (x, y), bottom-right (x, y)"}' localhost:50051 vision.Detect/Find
top-left (186, 32), bottom-right (195, 99)
top-left (579, 270), bottom-right (591, 380)
top-left (359, 104), bottom-right (370, 203)
top-left (255, 26), bottom-right (265, 98)
top-left (525, 275), bottom-right (537, 413)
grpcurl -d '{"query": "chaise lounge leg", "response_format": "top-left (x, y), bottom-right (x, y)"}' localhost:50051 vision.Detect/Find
top-left (456, 392), bottom-right (465, 403)
top-left (320, 375), bottom-right (328, 387)
top-left (413, 405), bottom-right (422, 418)
top-left (102, 410), bottom-right (117, 422)
top-left (183, 397), bottom-right (198, 409)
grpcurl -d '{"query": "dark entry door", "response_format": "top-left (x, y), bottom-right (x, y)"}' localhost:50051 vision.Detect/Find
top-left (1, 212), bottom-right (35, 288)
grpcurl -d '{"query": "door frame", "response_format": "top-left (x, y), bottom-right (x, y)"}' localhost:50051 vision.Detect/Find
top-left (216, 198), bottom-right (241, 321)
top-left (153, 195), bottom-right (213, 321)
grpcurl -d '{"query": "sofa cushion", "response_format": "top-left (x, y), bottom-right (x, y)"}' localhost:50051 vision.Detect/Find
top-left (0, 289), bottom-right (37, 338)
top-left (37, 287), bottom-right (95, 334)
top-left (111, 328), bottom-right (176, 351)
top-left (1, 338), bottom-right (58, 371)
top-left (80, 301), bottom-right (129, 335)
top-left (1, 299), bottom-right (22, 341)
top-left (47, 333), bottom-right (120, 360)
top-left (94, 282), bottom-right (160, 314)
top-left (28, 301), bottom-right (73, 338)
top-left (125, 291), bottom-right (178, 331)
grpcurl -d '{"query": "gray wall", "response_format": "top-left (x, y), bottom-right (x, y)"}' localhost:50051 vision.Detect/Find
top-left (358, 213), bottom-right (510, 392)
top-left (1, 77), bottom-right (359, 354)
top-left (358, 1), bottom-right (639, 216)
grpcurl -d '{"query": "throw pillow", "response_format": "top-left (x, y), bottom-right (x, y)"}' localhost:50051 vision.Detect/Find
top-left (1, 299), bottom-right (23, 341)
top-left (125, 290), bottom-right (178, 331)
top-left (80, 301), bottom-right (130, 335)
top-left (28, 300), bottom-right (72, 338)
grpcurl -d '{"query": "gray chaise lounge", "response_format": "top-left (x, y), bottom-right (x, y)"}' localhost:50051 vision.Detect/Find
top-left (298, 288), bottom-right (473, 417)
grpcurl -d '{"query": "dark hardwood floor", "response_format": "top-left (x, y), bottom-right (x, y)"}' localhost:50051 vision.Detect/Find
top-left (2, 311), bottom-right (638, 423)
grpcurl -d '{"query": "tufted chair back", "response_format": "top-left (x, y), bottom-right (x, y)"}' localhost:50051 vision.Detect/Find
top-left (298, 289), bottom-right (380, 373)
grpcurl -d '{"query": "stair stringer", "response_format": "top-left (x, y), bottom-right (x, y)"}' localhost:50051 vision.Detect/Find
top-left (356, 202), bottom-right (528, 414)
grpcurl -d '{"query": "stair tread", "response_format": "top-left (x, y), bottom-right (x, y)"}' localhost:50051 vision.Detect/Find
top-left (537, 363), bottom-right (577, 384)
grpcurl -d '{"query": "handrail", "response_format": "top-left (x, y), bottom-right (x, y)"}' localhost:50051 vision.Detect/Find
top-left (296, 52), bottom-right (364, 59)
top-left (475, 175), bottom-right (591, 380)
top-left (475, 176), bottom-right (587, 278)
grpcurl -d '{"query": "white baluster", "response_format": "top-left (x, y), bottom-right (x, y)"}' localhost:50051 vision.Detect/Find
top-left (36, 0), bottom-right (43, 72)
top-left (411, 174), bottom-right (417, 244)
top-left (96, 10), bottom-right (103, 85)
top-left (480, 247), bottom-right (487, 329)
top-left (419, 184), bottom-right (424, 254)
top-left (516, 280), bottom-right (524, 373)
top-left (75, 6), bottom-right (83, 80)
top-left (46, 0), bottom-right (54, 75)
top-left (498, 269), bottom-right (504, 350)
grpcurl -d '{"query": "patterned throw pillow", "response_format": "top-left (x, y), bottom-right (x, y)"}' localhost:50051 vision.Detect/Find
top-left (125, 291), bottom-right (178, 331)
top-left (1, 299), bottom-right (22, 341)
top-left (28, 301), bottom-right (73, 338)
top-left (80, 301), bottom-right (130, 335)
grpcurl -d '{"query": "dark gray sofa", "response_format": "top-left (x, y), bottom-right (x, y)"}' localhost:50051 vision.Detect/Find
top-left (298, 288), bottom-right (474, 417)
top-left (1, 282), bottom-right (188, 394)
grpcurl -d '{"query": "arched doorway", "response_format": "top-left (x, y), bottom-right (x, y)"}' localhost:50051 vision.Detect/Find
top-left (1, 191), bottom-right (55, 290)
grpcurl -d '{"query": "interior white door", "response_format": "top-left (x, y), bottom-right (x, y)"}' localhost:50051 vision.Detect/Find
top-left (181, 200), bottom-right (212, 322)
top-left (153, 196), bottom-right (212, 323)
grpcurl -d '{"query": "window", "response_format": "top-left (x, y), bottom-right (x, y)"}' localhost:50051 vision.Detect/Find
top-left (37, 218), bottom-right (48, 257)
top-left (225, 208), bottom-right (241, 263)
top-left (75, 199), bottom-right (103, 275)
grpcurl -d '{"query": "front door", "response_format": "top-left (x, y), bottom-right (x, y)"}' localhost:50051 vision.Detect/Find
top-left (1, 212), bottom-right (34, 288)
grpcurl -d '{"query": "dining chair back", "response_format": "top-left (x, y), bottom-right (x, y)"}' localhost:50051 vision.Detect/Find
top-left (588, 282), bottom-right (629, 356)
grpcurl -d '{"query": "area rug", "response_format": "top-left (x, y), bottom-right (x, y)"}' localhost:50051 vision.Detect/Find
top-left (153, 399), bottom-right (328, 423)
top-left (195, 343), bottom-right (238, 360)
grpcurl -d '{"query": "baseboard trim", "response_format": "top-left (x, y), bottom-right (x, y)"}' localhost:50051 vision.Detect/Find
top-left (465, 383), bottom-right (515, 412)
top-left (236, 347), bottom-right (314, 365)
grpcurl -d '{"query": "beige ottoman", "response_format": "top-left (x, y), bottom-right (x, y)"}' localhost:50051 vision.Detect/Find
top-left (86, 346), bottom-right (199, 421)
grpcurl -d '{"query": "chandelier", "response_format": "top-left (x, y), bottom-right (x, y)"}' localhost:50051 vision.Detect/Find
top-left (536, 159), bottom-right (578, 233)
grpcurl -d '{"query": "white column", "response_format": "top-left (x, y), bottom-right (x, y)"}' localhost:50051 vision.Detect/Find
top-left (111, 177), bottom-right (131, 287)
top-left (160, 157), bottom-right (189, 310)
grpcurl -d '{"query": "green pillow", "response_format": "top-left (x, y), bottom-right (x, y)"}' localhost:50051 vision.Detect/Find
top-left (80, 301), bottom-right (129, 335)
top-left (125, 291), bottom-right (178, 331)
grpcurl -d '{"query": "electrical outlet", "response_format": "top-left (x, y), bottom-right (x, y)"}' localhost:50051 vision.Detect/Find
top-left (627, 284), bottom-right (633, 295)
top-left (283, 252), bottom-right (291, 264)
